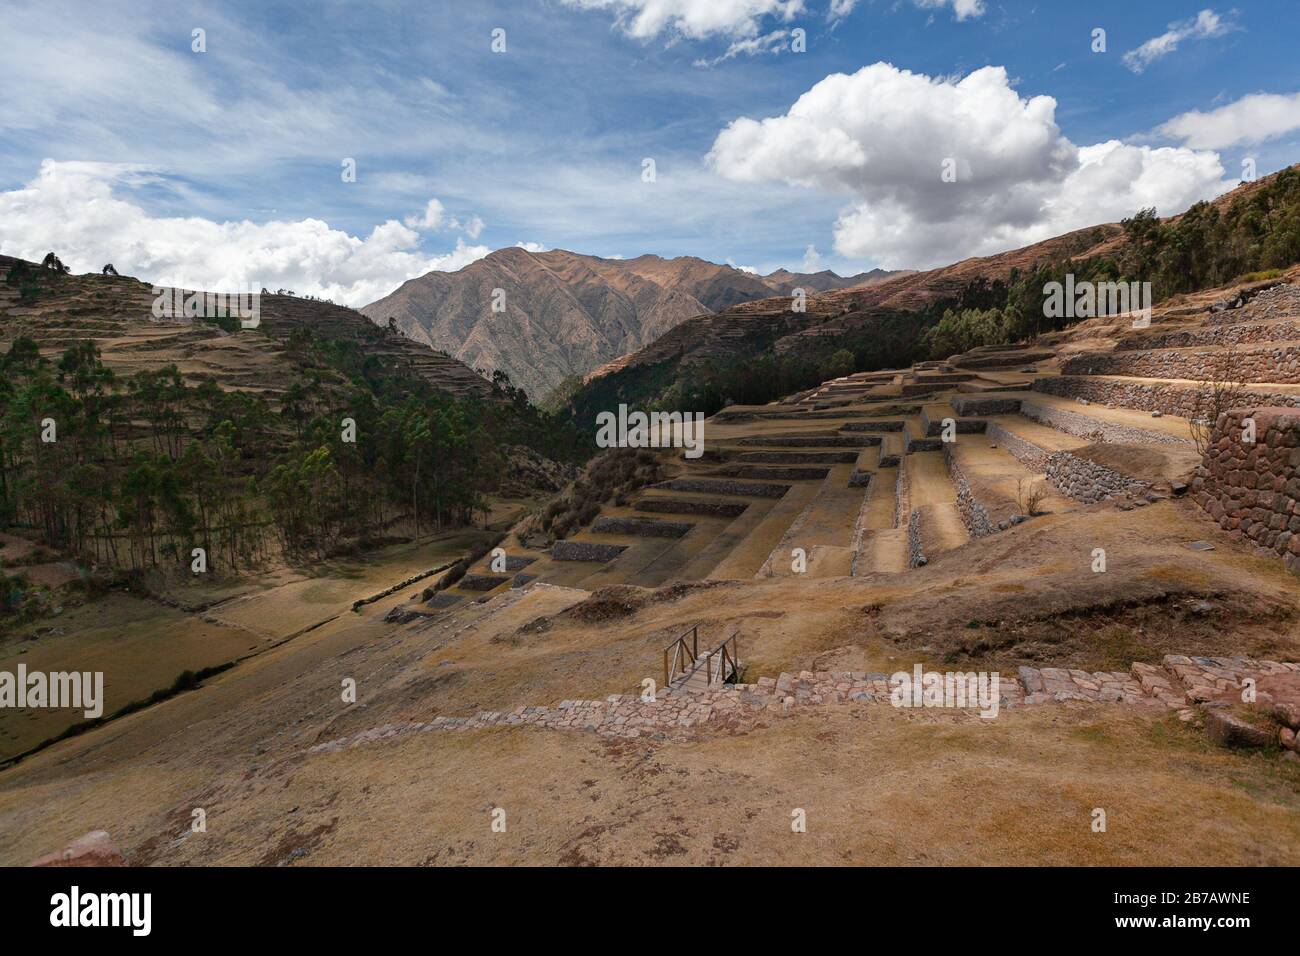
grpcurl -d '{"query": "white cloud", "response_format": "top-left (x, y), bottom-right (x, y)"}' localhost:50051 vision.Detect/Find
top-left (913, 0), bottom-right (985, 21)
top-left (708, 63), bottom-right (1233, 269)
top-left (451, 215), bottom-right (486, 239)
top-left (801, 244), bottom-right (823, 271)
top-left (404, 198), bottom-right (445, 230)
top-left (560, 0), bottom-right (805, 40)
top-left (516, 241), bottom-right (547, 253)
top-left (828, 0), bottom-right (856, 22)
top-left (0, 161), bottom-right (489, 307)
top-left (1122, 9), bottom-right (1237, 74)
top-left (694, 30), bottom-right (790, 68)
top-left (404, 200), bottom-right (486, 239)
top-left (1157, 91), bottom-right (1300, 149)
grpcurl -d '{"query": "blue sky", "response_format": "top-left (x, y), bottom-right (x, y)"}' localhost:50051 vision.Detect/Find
top-left (1, 0), bottom-right (1298, 303)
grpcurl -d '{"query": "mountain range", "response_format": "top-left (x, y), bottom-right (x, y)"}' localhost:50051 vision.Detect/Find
top-left (360, 248), bottom-right (898, 400)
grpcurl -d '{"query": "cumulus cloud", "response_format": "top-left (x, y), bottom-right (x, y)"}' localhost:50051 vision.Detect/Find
top-left (1122, 9), bottom-right (1237, 74)
top-left (560, 0), bottom-right (804, 40)
top-left (707, 63), bottom-right (1233, 268)
top-left (404, 199), bottom-right (485, 239)
top-left (0, 161), bottom-right (489, 307)
top-left (404, 198), bottom-right (446, 230)
top-left (516, 241), bottom-right (547, 253)
top-left (1157, 91), bottom-right (1300, 149)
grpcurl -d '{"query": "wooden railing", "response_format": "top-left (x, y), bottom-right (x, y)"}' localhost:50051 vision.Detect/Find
top-left (702, 632), bottom-right (740, 686)
top-left (663, 624), bottom-right (699, 686)
top-left (664, 627), bottom-right (740, 688)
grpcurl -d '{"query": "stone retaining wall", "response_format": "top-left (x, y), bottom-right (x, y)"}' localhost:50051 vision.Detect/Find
top-left (986, 421), bottom-right (1049, 470)
top-left (1033, 376), bottom-right (1300, 418)
top-left (1061, 343), bottom-right (1300, 384)
top-left (735, 435), bottom-right (869, 447)
top-left (1192, 407), bottom-right (1300, 575)
top-left (635, 498), bottom-right (748, 518)
top-left (720, 465), bottom-right (829, 481)
top-left (840, 420), bottom-right (905, 432)
top-left (551, 540), bottom-right (628, 562)
top-left (1117, 319), bottom-right (1300, 351)
top-left (907, 507), bottom-right (925, 567)
top-left (1043, 451), bottom-right (1150, 504)
top-left (308, 654), bottom-right (1299, 751)
top-left (459, 573), bottom-right (511, 591)
top-left (738, 450), bottom-right (858, 464)
top-left (1019, 399), bottom-right (1189, 446)
top-left (949, 395), bottom-right (1023, 416)
top-left (922, 408), bottom-right (988, 436)
top-left (589, 516), bottom-right (693, 538)
top-left (985, 420), bottom-right (1149, 504)
top-left (944, 446), bottom-right (1010, 538)
top-left (655, 478), bottom-right (791, 498)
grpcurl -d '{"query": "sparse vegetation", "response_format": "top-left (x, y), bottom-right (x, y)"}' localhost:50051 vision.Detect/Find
top-left (1188, 347), bottom-right (1250, 456)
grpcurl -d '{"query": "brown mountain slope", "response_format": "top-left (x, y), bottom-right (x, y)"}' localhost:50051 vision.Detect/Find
top-left (585, 171), bottom-right (1286, 384)
top-left (361, 248), bottom-right (898, 401)
top-left (0, 254), bottom-right (496, 402)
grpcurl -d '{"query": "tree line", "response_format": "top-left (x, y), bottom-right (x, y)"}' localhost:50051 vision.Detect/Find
top-left (0, 324), bottom-right (585, 576)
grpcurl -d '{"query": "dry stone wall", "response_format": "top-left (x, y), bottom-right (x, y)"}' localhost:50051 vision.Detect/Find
top-left (1060, 344), bottom-right (1300, 384)
top-left (1193, 407), bottom-right (1300, 576)
top-left (944, 445), bottom-right (1009, 538)
top-left (308, 655), bottom-right (1300, 751)
top-left (1043, 451), bottom-right (1149, 504)
top-left (986, 422), bottom-right (1049, 470)
top-left (1019, 398), bottom-right (1189, 446)
top-left (1034, 376), bottom-right (1300, 418)
top-left (1117, 319), bottom-right (1300, 351)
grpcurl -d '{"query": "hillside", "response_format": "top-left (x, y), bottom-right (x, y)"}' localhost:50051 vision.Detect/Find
top-left (360, 248), bottom-right (898, 401)
top-left (571, 165), bottom-right (1299, 424)
top-left (5, 259), bottom-right (1298, 865)
top-left (0, 256), bottom-right (583, 585)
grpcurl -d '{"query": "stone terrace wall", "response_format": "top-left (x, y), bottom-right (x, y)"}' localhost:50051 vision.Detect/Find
top-left (986, 420), bottom-right (1149, 504)
top-left (1193, 407), bottom-right (1300, 576)
top-left (907, 507), bottom-right (925, 567)
top-left (1034, 376), bottom-right (1300, 418)
top-left (1044, 451), bottom-right (1149, 504)
top-left (944, 445), bottom-right (1008, 538)
top-left (986, 421), bottom-right (1049, 470)
top-left (1117, 319), bottom-right (1300, 351)
top-left (1019, 398), bottom-right (1189, 446)
top-left (1061, 344), bottom-right (1300, 384)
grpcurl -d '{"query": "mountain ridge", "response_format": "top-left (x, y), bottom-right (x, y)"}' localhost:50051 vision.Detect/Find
top-left (361, 248), bottom-right (901, 400)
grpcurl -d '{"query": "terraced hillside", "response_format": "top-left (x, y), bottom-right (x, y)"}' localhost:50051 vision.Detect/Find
top-left (0, 256), bottom-right (495, 402)
top-left (4, 267), bottom-right (1300, 869)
